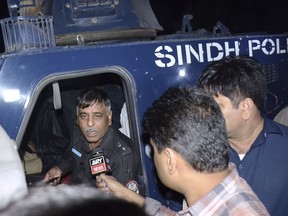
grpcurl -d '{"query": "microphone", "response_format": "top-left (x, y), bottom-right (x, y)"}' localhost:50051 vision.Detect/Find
top-left (89, 148), bottom-right (112, 178)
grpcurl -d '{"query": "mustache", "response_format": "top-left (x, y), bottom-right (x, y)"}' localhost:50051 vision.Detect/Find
top-left (85, 128), bottom-right (97, 133)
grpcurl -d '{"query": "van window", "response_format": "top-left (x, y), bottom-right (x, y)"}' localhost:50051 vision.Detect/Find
top-left (19, 72), bottom-right (140, 187)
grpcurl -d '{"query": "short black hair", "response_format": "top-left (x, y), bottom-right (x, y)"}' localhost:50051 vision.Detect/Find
top-left (142, 86), bottom-right (229, 173)
top-left (197, 55), bottom-right (266, 110)
top-left (77, 87), bottom-right (111, 113)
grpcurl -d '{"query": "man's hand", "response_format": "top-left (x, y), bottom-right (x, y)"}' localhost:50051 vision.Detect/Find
top-left (95, 174), bottom-right (115, 193)
top-left (43, 166), bottom-right (63, 185)
top-left (96, 174), bottom-right (145, 208)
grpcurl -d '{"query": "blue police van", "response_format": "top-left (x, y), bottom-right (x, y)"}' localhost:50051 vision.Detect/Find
top-left (1, 0), bottom-right (288, 209)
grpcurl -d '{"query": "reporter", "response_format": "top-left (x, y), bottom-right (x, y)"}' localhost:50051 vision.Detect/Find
top-left (97, 86), bottom-right (269, 216)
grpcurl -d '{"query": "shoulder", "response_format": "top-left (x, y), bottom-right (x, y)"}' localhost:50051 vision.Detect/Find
top-left (218, 170), bottom-right (269, 215)
top-left (263, 117), bottom-right (288, 137)
top-left (115, 129), bottom-right (134, 144)
top-left (112, 128), bottom-right (135, 156)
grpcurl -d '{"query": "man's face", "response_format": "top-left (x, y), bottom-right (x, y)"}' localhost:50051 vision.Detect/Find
top-left (213, 94), bottom-right (243, 139)
top-left (77, 102), bottom-right (112, 146)
top-left (150, 139), bottom-right (170, 187)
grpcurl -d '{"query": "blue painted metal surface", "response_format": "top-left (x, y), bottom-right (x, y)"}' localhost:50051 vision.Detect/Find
top-left (1, 33), bottom-right (288, 206)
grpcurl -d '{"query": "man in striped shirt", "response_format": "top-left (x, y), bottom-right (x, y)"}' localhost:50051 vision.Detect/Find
top-left (97, 86), bottom-right (269, 215)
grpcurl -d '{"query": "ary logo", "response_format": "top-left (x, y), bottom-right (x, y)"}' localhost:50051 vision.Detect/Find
top-left (91, 157), bottom-right (104, 165)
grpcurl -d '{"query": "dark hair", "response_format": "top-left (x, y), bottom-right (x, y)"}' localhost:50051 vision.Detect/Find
top-left (142, 86), bottom-right (229, 173)
top-left (197, 55), bottom-right (266, 110)
top-left (77, 87), bottom-right (111, 113)
top-left (1, 185), bottom-right (144, 216)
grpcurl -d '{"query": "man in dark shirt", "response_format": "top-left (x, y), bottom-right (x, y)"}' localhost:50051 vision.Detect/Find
top-left (197, 55), bottom-right (288, 216)
top-left (43, 87), bottom-right (140, 191)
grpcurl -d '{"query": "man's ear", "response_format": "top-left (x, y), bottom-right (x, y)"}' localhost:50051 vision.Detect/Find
top-left (241, 98), bottom-right (254, 120)
top-left (164, 148), bottom-right (177, 175)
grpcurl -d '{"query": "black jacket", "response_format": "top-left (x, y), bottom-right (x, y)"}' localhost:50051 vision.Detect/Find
top-left (58, 126), bottom-right (140, 187)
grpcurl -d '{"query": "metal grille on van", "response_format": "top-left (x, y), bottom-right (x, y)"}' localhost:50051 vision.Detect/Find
top-left (0, 16), bottom-right (55, 53)
top-left (72, 0), bottom-right (118, 18)
top-left (76, 0), bottom-right (116, 7)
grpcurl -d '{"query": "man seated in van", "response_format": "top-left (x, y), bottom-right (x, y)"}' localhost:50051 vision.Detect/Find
top-left (43, 87), bottom-right (141, 192)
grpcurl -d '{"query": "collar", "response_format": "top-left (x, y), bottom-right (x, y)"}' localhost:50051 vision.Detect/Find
top-left (99, 126), bottom-right (115, 151)
top-left (252, 116), bottom-right (284, 148)
top-left (185, 163), bottom-right (238, 215)
top-left (179, 163), bottom-right (238, 215)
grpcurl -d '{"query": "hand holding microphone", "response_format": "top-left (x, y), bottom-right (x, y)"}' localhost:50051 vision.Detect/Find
top-left (97, 174), bottom-right (145, 208)
top-left (91, 148), bottom-right (139, 195)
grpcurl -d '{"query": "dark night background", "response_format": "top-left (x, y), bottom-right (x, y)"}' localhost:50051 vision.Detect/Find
top-left (150, 0), bottom-right (288, 35)
top-left (0, 0), bottom-right (288, 53)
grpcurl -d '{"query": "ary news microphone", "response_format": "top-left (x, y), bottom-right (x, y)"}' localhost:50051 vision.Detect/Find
top-left (89, 148), bottom-right (112, 178)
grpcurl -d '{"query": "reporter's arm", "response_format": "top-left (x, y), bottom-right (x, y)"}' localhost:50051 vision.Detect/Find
top-left (97, 174), bottom-right (178, 215)
top-left (97, 174), bottom-right (145, 208)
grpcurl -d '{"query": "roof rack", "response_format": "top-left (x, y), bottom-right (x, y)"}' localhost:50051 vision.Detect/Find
top-left (0, 16), bottom-right (55, 53)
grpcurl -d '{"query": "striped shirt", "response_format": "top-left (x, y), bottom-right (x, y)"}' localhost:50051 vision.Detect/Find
top-left (144, 163), bottom-right (269, 216)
